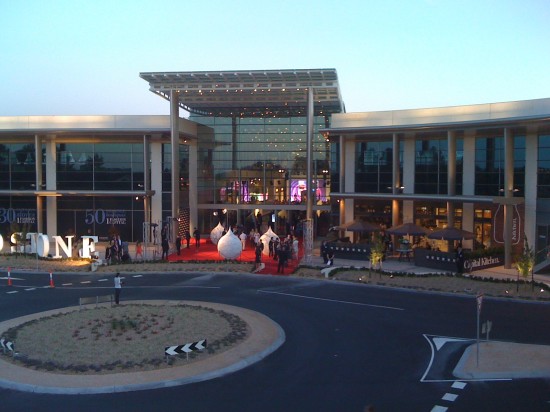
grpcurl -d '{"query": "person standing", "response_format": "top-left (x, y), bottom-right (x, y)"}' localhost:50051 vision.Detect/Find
top-left (239, 231), bottom-right (247, 250)
top-left (175, 236), bottom-right (182, 255)
top-left (254, 242), bottom-right (263, 271)
top-left (114, 272), bottom-right (122, 305)
top-left (456, 244), bottom-right (464, 273)
top-left (135, 241), bottom-right (143, 260)
top-left (277, 241), bottom-right (289, 274)
top-left (161, 237), bottom-right (169, 260)
top-left (193, 227), bottom-right (201, 248)
top-left (184, 230), bottom-right (191, 248)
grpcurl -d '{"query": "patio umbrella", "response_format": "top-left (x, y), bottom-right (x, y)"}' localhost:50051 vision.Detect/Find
top-left (386, 223), bottom-right (429, 237)
top-left (335, 220), bottom-right (380, 232)
top-left (427, 227), bottom-right (475, 241)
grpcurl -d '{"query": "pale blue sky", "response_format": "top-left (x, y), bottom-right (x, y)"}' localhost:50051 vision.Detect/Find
top-left (1, 0), bottom-right (549, 116)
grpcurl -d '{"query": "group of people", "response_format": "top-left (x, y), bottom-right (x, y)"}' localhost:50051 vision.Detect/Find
top-left (105, 234), bottom-right (129, 263)
top-left (252, 232), bottom-right (299, 274)
top-left (160, 225), bottom-right (201, 260)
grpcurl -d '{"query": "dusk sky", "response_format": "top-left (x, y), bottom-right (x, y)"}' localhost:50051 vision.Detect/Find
top-left (1, 0), bottom-right (549, 117)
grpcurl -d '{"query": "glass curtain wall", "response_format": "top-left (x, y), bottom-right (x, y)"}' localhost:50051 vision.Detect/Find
top-left (537, 134), bottom-right (550, 198)
top-left (415, 137), bottom-right (448, 194)
top-left (0, 141), bottom-right (42, 191)
top-left (192, 114), bottom-right (330, 234)
top-left (355, 138), bottom-right (402, 193)
top-left (54, 140), bottom-right (146, 243)
top-left (475, 135), bottom-right (525, 196)
top-left (57, 142), bottom-right (144, 191)
top-left (0, 141), bottom-right (44, 235)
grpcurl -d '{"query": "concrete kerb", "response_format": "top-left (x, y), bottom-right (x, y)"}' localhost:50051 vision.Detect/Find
top-left (0, 300), bottom-right (285, 394)
top-left (454, 340), bottom-right (550, 380)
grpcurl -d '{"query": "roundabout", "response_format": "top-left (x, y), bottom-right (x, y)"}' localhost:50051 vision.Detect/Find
top-left (0, 300), bottom-right (285, 394)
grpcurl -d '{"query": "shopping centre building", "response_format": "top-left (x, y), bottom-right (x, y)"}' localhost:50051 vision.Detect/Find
top-left (0, 68), bottom-right (549, 268)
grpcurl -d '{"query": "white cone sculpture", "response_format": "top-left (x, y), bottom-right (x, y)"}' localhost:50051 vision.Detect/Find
top-left (260, 227), bottom-right (278, 256)
top-left (210, 222), bottom-right (225, 245)
top-left (217, 228), bottom-right (242, 260)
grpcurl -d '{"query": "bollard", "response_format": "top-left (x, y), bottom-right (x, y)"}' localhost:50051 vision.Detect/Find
top-left (7, 267), bottom-right (12, 286)
top-left (49, 271), bottom-right (55, 288)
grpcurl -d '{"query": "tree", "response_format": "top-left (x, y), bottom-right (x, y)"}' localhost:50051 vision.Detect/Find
top-left (369, 236), bottom-right (385, 277)
top-left (10, 222), bottom-right (31, 258)
top-left (515, 237), bottom-right (535, 292)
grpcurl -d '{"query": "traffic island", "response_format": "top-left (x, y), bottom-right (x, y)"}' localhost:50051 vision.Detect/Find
top-left (0, 300), bottom-right (285, 394)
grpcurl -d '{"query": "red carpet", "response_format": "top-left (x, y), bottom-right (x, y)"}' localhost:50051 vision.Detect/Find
top-left (166, 238), bottom-right (302, 276)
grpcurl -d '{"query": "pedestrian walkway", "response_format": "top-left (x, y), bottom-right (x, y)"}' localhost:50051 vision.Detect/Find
top-left (304, 252), bottom-right (550, 287)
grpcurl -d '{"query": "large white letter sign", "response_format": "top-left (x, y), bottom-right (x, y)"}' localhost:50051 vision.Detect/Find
top-left (80, 236), bottom-right (99, 258)
top-left (52, 235), bottom-right (74, 259)
top-left (37, 234), bottom-right (50, 257)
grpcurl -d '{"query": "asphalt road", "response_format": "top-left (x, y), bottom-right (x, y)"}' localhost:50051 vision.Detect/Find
top-left (1, 270), bottom-right (549, 411)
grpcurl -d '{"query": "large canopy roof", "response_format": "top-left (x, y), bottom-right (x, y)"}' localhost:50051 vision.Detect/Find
top-left (139, 69), bottom-right (343, 117)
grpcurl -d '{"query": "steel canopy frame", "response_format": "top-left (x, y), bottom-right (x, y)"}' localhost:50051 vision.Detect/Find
top-left (139, 69), bottom-right (343, 117)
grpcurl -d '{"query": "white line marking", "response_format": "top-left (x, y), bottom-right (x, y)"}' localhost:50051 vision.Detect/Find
top-left (442, 393), bottom-right (458, 402)
top-left (62, 283), bottom-right (73, 286)
top-left (24, 288), bottom-right (36, 291)
top-left (6, 291), bottom-right (18, 294)
top-left (452, 381), bottom-right (467, 390)
top-left (80, 281), bottom-right (92, 284)
top-left (431, 406), bottom-right (448, 412)
top-left (132, 275), bottom-right (143, 278)
top-left (258, 290), bottom-right (404, 310)
top-left (421, 334), bottom-right (512, 383)
top-left (98, 279), bottom-right (109, 282)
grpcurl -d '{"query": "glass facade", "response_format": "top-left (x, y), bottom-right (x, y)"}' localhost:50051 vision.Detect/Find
top-left (191, 114), bottom-right (332, 235)
top-left (57, 142), bottom-right (144, 191)
top-left (355, 139), bottom-right (400, 193)
top-left (538, 134), bottom-right (550, 198)
top-left (475, 135), bottom-right (525, 196)
top-left (0, 141), bottom-right (43, 190)
top-left (415, 137), bottom-right (448, 194)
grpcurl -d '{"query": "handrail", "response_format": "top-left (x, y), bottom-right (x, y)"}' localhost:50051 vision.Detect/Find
top-left (535, 245), bottom-right (550, 265)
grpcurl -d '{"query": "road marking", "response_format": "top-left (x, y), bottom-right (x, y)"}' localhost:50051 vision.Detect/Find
top-left (258, 290), bottom-right (404, 310)
top-left (62, 283), bottom-right (73, 286)
top-left (132, 275), bottom-right (143, 278)
top-left (452, 381), bottom-right (467, 389)
top-left (6, 291), bottom-right (18, 294)
top-left (98, 279), bottom-right (109, 282)
top-left (431, 406), bottom-right (448, 412)
top-left (421, 334), bottom-right (512, 383)
top-left (80, 281), bottom-right (92, 284)
top-left (24, 288), bottom-right (36, 291)
top-left (442, 393), bottom-right (458, 402)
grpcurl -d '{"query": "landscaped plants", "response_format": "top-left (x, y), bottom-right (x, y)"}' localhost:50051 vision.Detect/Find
top-left (1, 303), bottom-right (248, 374)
